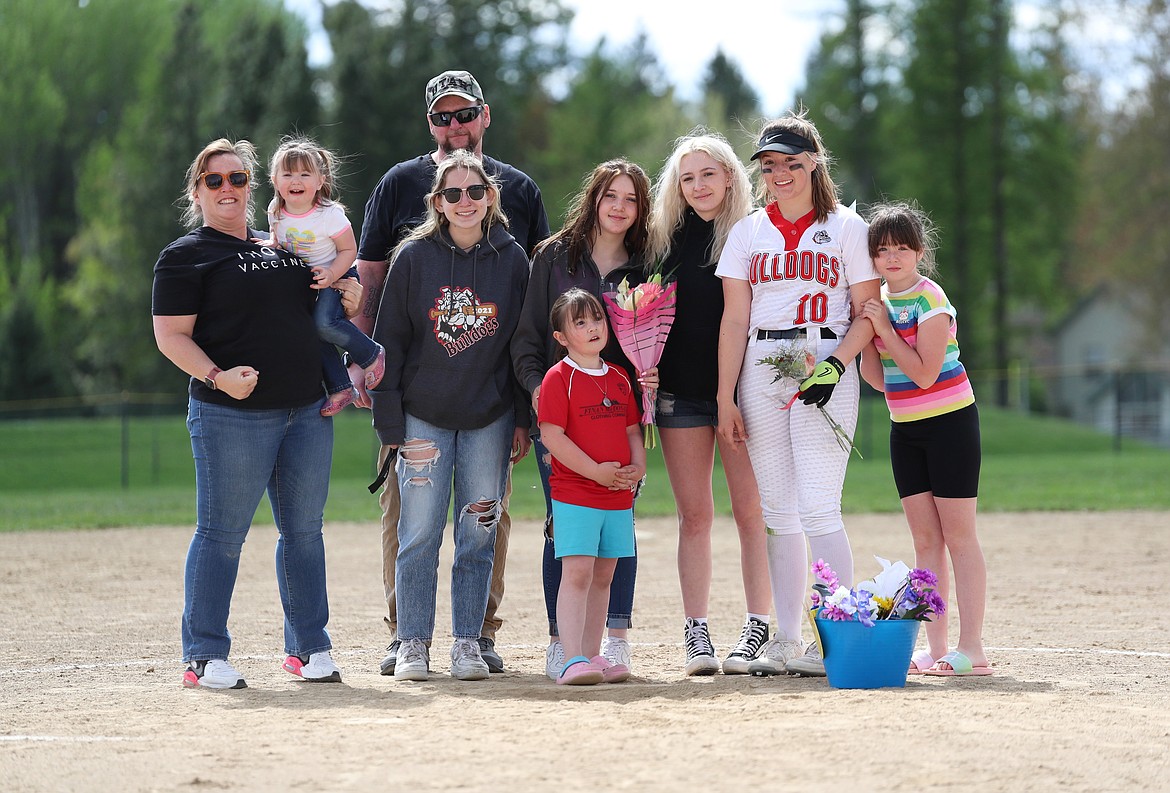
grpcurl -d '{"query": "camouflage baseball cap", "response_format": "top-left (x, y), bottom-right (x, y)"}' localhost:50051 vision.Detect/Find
top-left (425, 70), bottom-right (484, 111)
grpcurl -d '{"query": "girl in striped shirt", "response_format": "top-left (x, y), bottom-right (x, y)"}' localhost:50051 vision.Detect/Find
top-left (860, 202), bottom-right (991, 677)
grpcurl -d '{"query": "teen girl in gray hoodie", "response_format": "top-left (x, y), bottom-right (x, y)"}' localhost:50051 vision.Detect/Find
top-left (369, 150), bottom-right (530, 682)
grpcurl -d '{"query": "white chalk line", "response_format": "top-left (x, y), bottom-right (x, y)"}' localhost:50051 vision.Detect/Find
top-left (0, 735), bottom-right (138, 743)
top-left (1, 643), bottom-right (1167, 677)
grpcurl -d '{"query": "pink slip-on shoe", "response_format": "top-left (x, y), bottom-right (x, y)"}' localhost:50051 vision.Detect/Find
top-left (556, 656), bottom-right (604, 686)
top-left (590, 655), bottom-right (630, 684)
top-left (321, 388), bottom-right (355, 417)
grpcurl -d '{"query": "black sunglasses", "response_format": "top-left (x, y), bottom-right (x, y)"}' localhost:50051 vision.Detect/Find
top-left (428, 105), bottom-right (484, 127)
top-left (439, 184), bottom-right (488, 203)
top-left (198, 170), bottom-right (250, 190)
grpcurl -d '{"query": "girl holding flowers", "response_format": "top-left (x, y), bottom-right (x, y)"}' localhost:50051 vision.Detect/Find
top-left (859, 203), bottom-right (990, 677)
top-left (715, 111), bottom-right (880, 677)
top-left (513, 158), bottom-right (657, 681)
top-left (648, 131), bottom-right (772, 677)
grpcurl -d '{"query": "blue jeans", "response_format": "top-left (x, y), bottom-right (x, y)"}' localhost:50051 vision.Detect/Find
top-left (532, 433), bottom-right (637, 635)
top-left (182, 397), bottom-right (333, 662)
top-left (316, 266), bottom-right (379, 394)
top-left (396, 412), bottom-right (512, 641)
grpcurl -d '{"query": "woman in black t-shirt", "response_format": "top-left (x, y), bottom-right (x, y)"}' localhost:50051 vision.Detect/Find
top-left (647, 132), bottom-right (771, 677)
top-left (152, 138), bottom-right (358, 691)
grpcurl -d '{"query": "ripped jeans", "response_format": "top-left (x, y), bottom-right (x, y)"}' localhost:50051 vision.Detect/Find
top-left (395, 411), bottom-right (512, 642)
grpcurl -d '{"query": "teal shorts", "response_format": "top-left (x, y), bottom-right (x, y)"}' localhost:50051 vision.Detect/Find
top-left (551, 500), bottom-right (635, 559)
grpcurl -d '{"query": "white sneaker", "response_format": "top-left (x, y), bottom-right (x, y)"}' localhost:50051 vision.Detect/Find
top-left (545, 640), bottom-right (566, 681)
top-left (183, 658), bottom-right (247, 689)
top-left (786, 640), bottom-right (826, 676)
top-left (601, 636), bottom-right (632, 673)
top-left (394, 638), bottom-right (430, 681)
top-left (748, 634), bottom-right (804, 677)
top-left (450, 638), bottom-right (490, 681)
top-left (283, 651), bottom-right (342, 682)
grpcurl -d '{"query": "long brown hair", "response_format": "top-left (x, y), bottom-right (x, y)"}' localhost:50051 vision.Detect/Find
top-left (536, 158), bottom-right (651, 274)
top-left (753, 110), bottom-right (840, 223)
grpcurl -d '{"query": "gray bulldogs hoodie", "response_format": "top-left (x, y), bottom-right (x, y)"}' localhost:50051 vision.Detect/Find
top-left (370, 223), bottom-right (530, 447)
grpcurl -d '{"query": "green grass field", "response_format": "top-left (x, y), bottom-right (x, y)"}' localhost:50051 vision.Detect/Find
top-left (1, 399), bottom-right (1167, 531)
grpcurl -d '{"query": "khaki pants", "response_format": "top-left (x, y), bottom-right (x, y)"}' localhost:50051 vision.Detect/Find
top-left (379, 444), bottom-right (511, 642)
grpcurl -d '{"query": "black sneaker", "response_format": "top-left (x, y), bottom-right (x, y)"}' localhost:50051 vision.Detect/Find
top-left (379, 639), bottom-right (400, 676)
top-left (722, 617), bottom-right (770, 675)
top-left (683, 618), bottom-right (719, 676)
top-left (478, 637), bottom-right (505, 673)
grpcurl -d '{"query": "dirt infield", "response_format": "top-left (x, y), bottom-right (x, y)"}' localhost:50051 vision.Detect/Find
top-left (2, 511), bottom-right (1168, 792)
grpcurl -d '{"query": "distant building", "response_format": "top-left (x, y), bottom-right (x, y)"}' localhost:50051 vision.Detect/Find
top-left (1049, 286), bottom-right (1170, 446)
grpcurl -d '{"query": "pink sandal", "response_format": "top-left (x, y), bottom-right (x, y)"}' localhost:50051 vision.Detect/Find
top-left (907, 650), bottom-right (935, 675)
top-left (321, 388), bottom-right (356, 417)
top-left (364, 345), bottom-right (387, 390)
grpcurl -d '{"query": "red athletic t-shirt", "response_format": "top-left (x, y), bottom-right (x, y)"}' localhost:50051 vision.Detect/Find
top-left (538, 358), bottom-right (641, 509)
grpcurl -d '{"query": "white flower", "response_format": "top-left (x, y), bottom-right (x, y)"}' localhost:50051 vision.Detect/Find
top-left (856, 556), bottom-right (910, 602)
top-left (824, 585), bottom-right (858, 614)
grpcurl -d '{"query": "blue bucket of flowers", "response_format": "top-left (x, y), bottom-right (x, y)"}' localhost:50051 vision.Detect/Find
top-left (809, 557), bottom-right (945, 689)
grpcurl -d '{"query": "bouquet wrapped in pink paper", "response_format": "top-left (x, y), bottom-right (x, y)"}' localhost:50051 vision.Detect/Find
top-left (602, 274), bottom-right (677, 448)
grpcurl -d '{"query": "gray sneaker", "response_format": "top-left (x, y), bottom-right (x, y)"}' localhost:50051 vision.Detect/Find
top-left (379, 639), bottom-right (400, 676)
top-left (786, 640), bottom-right (826, 676)
top-left (394, 638), bottom-right (430, 682)
top-left (748, 634), bottom-right (804, 677)
top-left (545, 640), bottom-right (566, 681)
top-left (477, 637), bottom-right (505, 673)
top-left (722, 617), bottom-right (770, 675)
top-left (450, 638), bottom-right (490, 681)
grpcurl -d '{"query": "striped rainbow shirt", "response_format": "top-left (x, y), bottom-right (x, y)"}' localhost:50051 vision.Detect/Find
top-left (874, 276), bottom-right (975, 423)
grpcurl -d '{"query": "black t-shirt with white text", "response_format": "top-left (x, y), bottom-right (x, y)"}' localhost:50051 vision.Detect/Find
top-left (152, 227), bottom-right (323, 409)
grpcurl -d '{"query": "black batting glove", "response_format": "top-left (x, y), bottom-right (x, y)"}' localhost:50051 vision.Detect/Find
top-left (798, 356), bottom-right (845, 407)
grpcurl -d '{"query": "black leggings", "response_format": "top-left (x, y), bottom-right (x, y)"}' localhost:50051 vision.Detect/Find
top-left (889, 404), bottom-right (981, 499)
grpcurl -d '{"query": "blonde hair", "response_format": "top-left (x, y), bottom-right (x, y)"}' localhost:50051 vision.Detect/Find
top-left (649, 129), bottom-right (753, 266)
top-left (180, 138), bottom-right (258, 229)
top-left (535, 158), bottom-right (652, 275)
top-left (389, 150), bottom-right (508, 263)
top-left (267, 134), bottom-right (344, 221)
top-left (753, 109), bottom-right (840, 223)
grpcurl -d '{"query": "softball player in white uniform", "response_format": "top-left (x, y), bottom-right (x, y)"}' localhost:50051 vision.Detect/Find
top-left (716, 113), bottom-right (879, 676)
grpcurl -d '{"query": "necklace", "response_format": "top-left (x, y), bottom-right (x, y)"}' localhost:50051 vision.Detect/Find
top-left (590, 372), bottom-right (613, 408)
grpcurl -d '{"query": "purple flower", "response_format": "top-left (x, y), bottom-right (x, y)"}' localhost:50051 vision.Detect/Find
top-left (910, 568), bottom-right (938, 591)
top-left (925, 590), bottom-right (947, 616)
top-left (810, 591), bottom-right (822, 608)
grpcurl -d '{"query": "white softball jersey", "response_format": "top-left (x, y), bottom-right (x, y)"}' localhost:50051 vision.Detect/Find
top-left (716, 204), bottom-right (878, 536)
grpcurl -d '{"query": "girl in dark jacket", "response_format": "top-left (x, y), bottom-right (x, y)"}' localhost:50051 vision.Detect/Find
top-left (512, 158), bottom-right (657, 680)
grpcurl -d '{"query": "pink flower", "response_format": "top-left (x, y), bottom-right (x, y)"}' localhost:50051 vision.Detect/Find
top-left (812, 558), bottom-right (840, 590)
top-left (634, 281), bottom-right (663, 308)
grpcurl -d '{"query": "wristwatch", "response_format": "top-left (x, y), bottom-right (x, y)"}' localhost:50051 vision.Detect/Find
top-left (204, 366), bottom-right (222, 390)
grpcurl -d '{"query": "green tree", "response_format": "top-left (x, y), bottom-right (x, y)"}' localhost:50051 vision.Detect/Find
top-left (533, 34), bottom-right (691, 222)
top-left (699, 49), bottom-right (761, 131)
top-left (798, 0), bottom-right (889, 205)
top-left (321, 0), bottom-right (571, 235)
top-left (65, 0), bottom-right (321, 396)
top-left (1073, 0), bottom-right (1170, 340)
